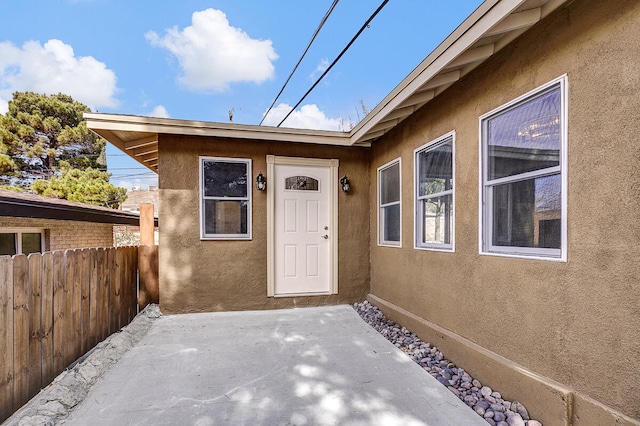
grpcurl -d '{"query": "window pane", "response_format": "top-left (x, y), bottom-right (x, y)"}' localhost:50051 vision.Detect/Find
top-left (22, 233), bottom-right (42, 255)
top-left (203, 160), bottom-right (248, 198)
top-left (0, 234), bottom-right (16, 256)
top-left (420, 195), bottom-right (453, 245)
top-left (380, 162), bottom-right (400, 204)
top-left (492, 174), bottom-right (561, 249)
top-left (418, 141), bottom-right (452, 197)
top-left (285, 176), bottom-right (319, 191)
top-left (381, 204), bottom-right (400, 242)
top-left (487, 87), bottom-right (560, 180)
top-left (204, 200), bottom-right (248, 235)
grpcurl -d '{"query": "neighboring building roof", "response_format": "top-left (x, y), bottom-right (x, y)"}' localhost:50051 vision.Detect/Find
top-left (85, 0), bottom-right (571, 173)
top-left (120, 187), bottom-right (159, 218)
top-left (0, 189), bottom-right (146, 226)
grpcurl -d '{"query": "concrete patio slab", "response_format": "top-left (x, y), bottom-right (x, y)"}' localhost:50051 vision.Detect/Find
top-left (61, 305), bottom-right (485, 425)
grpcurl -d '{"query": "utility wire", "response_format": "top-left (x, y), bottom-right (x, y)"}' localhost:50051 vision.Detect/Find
top-left (260, 0), bottom-right (340, 126)
top-left (277, 0), bottom-right (390, 128)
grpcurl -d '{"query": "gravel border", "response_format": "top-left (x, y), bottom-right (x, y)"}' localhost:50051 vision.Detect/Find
top-left (4, 304), bottom-right (162, 426)
top-left (353, 300), bottom-right (543, 426)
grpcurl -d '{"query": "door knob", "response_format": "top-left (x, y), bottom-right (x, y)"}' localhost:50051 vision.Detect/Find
top-left (322, 235), bottom-right (329, 239)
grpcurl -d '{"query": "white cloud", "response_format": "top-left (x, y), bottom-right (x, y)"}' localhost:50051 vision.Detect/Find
top-left (146, 105), bottom-right (170, 118)
top-left (262, 103), bottom-right (343, 131)
top-left (115, 177), bottom-right (158, 191)
top-left (146, 8), bottom-right (278, 92)
top-left (0, 39), bottom-right (118, 113)
top-left (310, 58), bottom-right (329, 80)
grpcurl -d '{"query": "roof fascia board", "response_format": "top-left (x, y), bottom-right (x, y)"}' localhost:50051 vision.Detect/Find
top-left (0, 198), bottom-right (144, 226)
top-left (349, 0), bottom-right (527, 143)
top-left (85, 113), bottom-right (351, 146)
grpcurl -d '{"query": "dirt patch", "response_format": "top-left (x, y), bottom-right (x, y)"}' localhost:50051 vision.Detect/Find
top-left (4, 304), bottom-right (162, 426)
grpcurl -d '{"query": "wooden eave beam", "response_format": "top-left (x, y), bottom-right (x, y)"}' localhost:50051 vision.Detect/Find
top-left (446, 44), bottom-right (495, 70)
top-left (140, 154), bottom-right (158, 163)
top-left (418, 70), bottom-right (461, 92)
top-left (131, 146), bottom-right (159, 157)
top-left (399, 90), bottom-right (435, 109)
top-left (485, 8), bottom-right (541, 37)
top-left (124, 135), bottom-right (159, 150)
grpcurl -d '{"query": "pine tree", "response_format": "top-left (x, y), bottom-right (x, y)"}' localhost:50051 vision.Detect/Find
top-left (31, 162), bottom-right (127, 208)
top-left (0, 92), bottom-right (106, 186)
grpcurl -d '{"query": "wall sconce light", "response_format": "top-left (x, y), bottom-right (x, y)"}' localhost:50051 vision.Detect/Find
top-left (340, 175), bottom-right (351, 193)
top-left (256, 172), bottom-right (266, 191)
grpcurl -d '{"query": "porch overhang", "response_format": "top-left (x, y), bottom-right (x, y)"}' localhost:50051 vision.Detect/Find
top-left (85, 0), bottom-right (571, 172)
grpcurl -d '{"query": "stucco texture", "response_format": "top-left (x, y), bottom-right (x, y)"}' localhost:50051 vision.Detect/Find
top-left (369, 0), bottom-right (640, 421)
top-left (158, 136), bottom-right (370, 314)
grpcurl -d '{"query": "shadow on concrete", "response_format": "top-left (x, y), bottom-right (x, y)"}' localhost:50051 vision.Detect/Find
top-left (63, 305), bottom-right (484, 425)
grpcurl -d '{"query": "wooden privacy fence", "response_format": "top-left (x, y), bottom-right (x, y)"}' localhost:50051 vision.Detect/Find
top-left (0, 246), bottom-right (139, 422)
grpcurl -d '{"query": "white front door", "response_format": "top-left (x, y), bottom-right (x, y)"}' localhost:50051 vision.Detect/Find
top-left (268, 157), bottom-right (337, 296)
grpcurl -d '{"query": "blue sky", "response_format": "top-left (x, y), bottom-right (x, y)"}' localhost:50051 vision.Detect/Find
top-left (0, 0), bottom-right (482, 190)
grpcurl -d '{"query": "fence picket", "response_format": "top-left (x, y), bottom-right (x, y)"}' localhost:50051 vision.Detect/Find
top-left (1, 246), bottom-right (144, 423)
top-left (0, 257), bottom-right (14, 418)
top-left (70, 250), bottom-right (82, 363)
top-left (52, 251), bottom-right (65, 376)
top-left (80, 249), bottom-right (90, 354)
top-left (40, 253), bottom-right (54, 387)
top-left (27, 254), bottom-right (43, 396)
top-left (89, 249), bottom-right (99, 349)
top-left (12, 255), bottom-right (30, 410)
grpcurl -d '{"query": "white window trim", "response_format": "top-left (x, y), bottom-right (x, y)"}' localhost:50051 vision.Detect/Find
top-left (377, 157), bottom-right (402, 247)
top-left (0, 228), bottom-right (45, 255)
top-left (414, 131), bottom-right (455, 252)
top-left (199, 156), bottom-right (252, 240)
top-left (478, 75), bottom-right (568, 262)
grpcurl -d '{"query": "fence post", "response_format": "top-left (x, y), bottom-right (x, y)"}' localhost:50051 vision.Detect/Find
top-left (138, 204), bottom-right (158, 309)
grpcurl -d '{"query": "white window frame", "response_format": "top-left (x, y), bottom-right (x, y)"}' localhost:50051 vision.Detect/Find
top-left (377, 158), bottom-right (402, 247)
top-left (414, 131), bottom-right (455, 251)
top-left (199, 156), bottom-right (252, 240)
top-left (479, 75), bottom-right (568, 261)
top-left (0, 228), bottom-right (45, 255)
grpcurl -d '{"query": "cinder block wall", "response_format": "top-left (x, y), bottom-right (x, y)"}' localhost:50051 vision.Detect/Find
top-left (0, 217), bottom-right (114, 251)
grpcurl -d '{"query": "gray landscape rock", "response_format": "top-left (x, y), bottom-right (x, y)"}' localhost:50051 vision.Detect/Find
top-left (353, 301), bottom-right (543, 426)
top-left (512, 400), bottom-right (530, 420)
top-left (507, 412), bottom-right (526, 426)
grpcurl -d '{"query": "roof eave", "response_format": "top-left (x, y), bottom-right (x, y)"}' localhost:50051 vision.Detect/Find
top-left (349, 0), bottom-right (571, 145)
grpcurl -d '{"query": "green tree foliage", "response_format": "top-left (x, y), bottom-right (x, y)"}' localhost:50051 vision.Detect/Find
top-left (31, 162), bottom-right (127, 208)
top-left (0, 92), bottom-right (106, 186)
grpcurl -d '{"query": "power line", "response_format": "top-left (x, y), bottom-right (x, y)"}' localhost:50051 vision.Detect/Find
top-left (277, 0), bottom-right (390, 128)
top-left (260, 0), bottom-right (340, 126)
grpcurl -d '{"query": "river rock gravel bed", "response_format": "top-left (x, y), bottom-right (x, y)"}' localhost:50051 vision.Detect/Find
top-left (353, 300), bottom-right (542, 426)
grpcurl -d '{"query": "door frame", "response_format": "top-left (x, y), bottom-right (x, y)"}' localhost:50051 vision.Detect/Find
top-left (267, 155), bottom-right (339, 297)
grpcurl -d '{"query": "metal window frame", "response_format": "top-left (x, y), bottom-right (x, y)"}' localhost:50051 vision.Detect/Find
top-left (199, 156), bottom-right (252, 240)
top-left (377, 158), bottom-right (402, 247)
top-left (413, 131), bottom-right (456, 251)
top-left (478, 75), bottom-right (568, 261)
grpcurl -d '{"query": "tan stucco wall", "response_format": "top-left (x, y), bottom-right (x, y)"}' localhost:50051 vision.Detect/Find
top-left (369, 0), bottom-right (640, 423)
top-left (0, 217), bottom-right (114, 251)
top-left (158, 136), bottom-right (370, 314)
